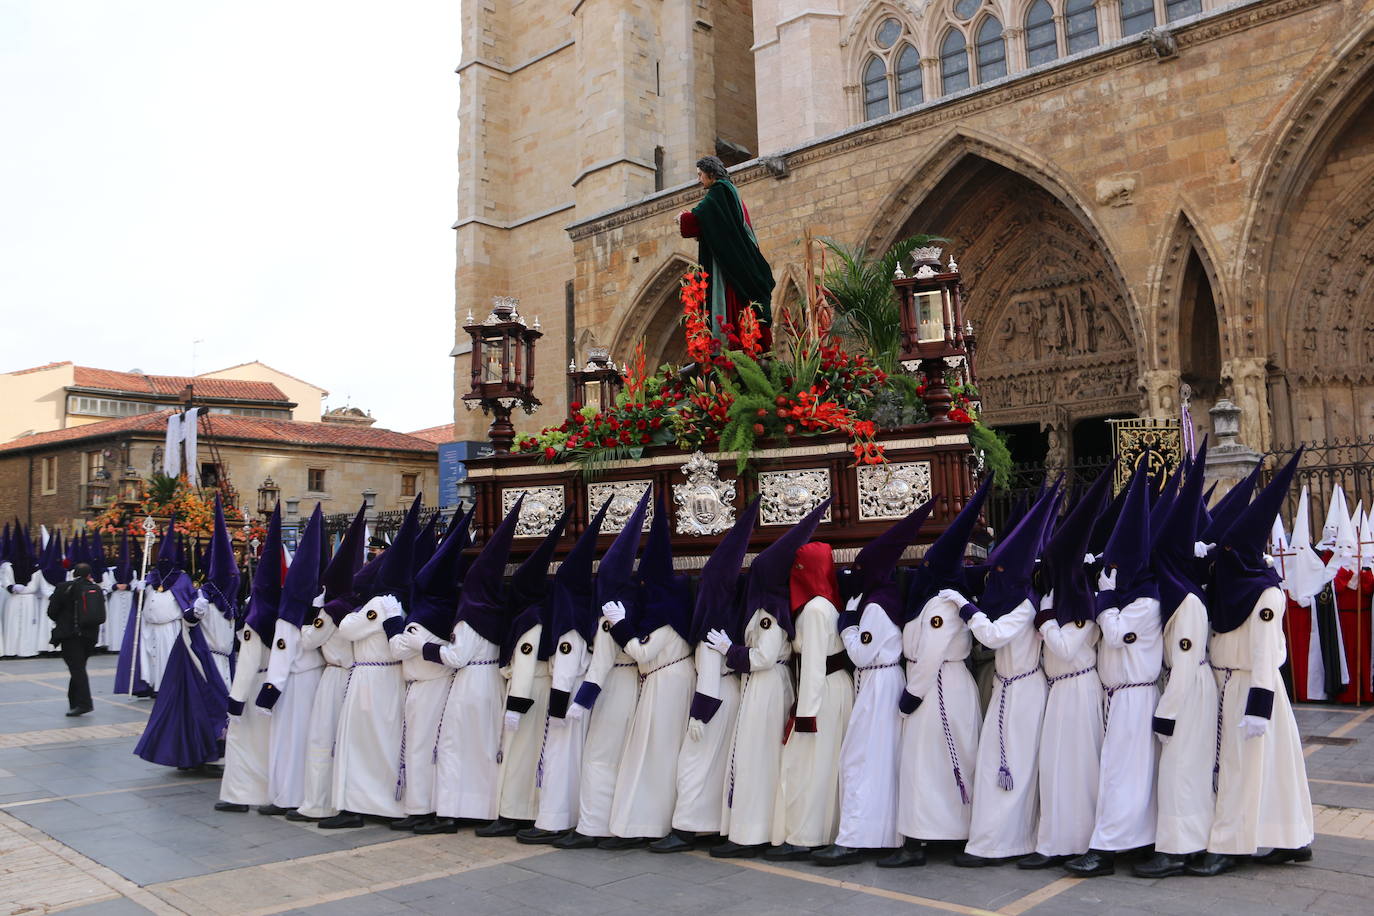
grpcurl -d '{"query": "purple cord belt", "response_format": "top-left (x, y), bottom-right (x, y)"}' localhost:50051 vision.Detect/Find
top-left (993, 665), bottom-right (1042, 791)
top-left (1102, 678), bottom-right (1157, 733)
top-left (935, 662), bottom-right (970, 804)
top-left (1046, 664), bottom-right (1095, 686)
top-left (1210, 664), bottom-right (1236, 793)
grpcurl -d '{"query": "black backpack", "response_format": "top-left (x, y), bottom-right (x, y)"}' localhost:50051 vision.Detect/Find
top-left (74, 580), bottom-right (107, 629)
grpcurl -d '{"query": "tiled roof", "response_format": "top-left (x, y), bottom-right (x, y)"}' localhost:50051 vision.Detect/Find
top-left (6, 360), bottom-right (72, 375)
top-left (198, 361), bottom-right (328, 395)
top-left (406, 423), bottom-right (456, 444)
top-left (0, 411), bottom-right (437, 455)
top-left (69, 367), bottom-right (289, 402)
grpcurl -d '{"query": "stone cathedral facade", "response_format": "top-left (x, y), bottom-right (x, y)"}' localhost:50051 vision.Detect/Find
top-left (452, 0), bottom-right (1374, 466)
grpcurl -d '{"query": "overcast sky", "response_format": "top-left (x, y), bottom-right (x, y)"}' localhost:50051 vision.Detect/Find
top-left (0, 1), bottom-right (460, 433)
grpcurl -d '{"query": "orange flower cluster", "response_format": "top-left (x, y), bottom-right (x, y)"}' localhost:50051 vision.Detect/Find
top-left (738, 305), bottom-right (763, 358)
top-left (680, 270), bottom-right (714, 363)
top-left (788, 388), bottom-right (886, 465)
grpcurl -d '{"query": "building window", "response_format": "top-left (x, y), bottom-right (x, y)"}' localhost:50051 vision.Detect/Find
top-left (206, 406), bottom-right (290, 418)
top-left (83, 450), bottom-right (105, 484)
top-left (1025, 1), bottom-right (1058, 66)
top-left (66, 395), bottom-right (155, 418)
top-left (941, 29), bottom-right (970, 94)
top-left (308, 468), bottom-right (326, 493)
top-left (974, 16), bottom-right (1006, 84)
top-left (952, 0), bottom-right (981, 20)
top-left (1065, 0), bottom-right (1100, 53)
top-left (895, 44), bottom-right (923, 109)
top-left (41, 456), bottom-right (57, 494)
top-left (1165, 0), bottom-right (1202, 20)
top-left (1120, 0), bottom-right (1156, 37)
top-left (863, 56), bottom-right (889, 120)
top-left (401, 473), bottom-right (418, 498)
top-left (201, 462), bottom-right (221, 487)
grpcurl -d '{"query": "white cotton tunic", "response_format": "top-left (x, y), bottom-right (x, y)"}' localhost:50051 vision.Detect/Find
top-left (608, 625), bottom-right (694, 839)
top-left (0, 562), bottom-right (9, 652)
top-left (2, 576), bottom-right (43, 658)
top-left (296, 613), bottom-right (353, 819)
top-left (102, 585), bottom-right (134, 657)
top-left (1090, 595), bottom-right (1162, 852)
top-left (1207, 587), bottom-right (1314, 855)
top-left (390, 622), bottom-right (454, 816)
top-left (220, 624), bottom-right (273, 806)
top-left (834, 602), bottom-right (906, 850)
top-left (573, 617), bottom-right (640, 836)
top-left (93, 572), bottom-right (114, 648)
top-left (1154, 594), bottom-right (1217, 854)
top-left (139, 587), bottom-right (185, 691)
top-left (534, 629), bottom-right (592, 831)
top-left (432, 621), bottom-right (504, 821)
top-left (264, 617), bottom-right (324, 810)
top-left (773, 597), bottom-right (852, 848)
top-left (719, 610), bottom-right (793, 846)
top-left (673, 643), bottom-right (741, 833)
top-left (963, 599), bottom-right (1047, 860)
top-left (896, 594), bottom-right (981, 842)
top-left (330, 597), bottom-right (405, 818)
top-left (1034, 617), bottom-right (1103, 857)
top-left (201, 603), bottom-right (236, 686)
top-left (496, 624), bottom-right (552, 822)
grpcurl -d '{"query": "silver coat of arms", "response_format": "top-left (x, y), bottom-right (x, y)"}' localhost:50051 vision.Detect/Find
top-left (673, 451), bottom-right (736, 536)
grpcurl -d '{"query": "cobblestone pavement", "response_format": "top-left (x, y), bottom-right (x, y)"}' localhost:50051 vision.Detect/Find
top-left (3, 655), bottom-right (1373, 915)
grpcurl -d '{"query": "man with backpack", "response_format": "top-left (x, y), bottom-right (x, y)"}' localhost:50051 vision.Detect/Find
top-left (48, 561), bottom-right (106, 717)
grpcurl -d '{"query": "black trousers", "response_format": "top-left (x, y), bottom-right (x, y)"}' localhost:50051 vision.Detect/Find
top-left (60, 637), bottom-right (96, 711)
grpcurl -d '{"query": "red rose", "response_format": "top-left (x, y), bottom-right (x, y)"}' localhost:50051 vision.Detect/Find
top-left (570, 401), bottom-right (582, 412)
top-left (651, 416), bottom-right (662, 428)
top-left (544, 447), bottom-right (556, 461)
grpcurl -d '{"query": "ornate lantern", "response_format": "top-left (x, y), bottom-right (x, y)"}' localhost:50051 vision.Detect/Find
top-left (257, 476), bottom-right (279, 514)
top-left (568, 346), bottom-right (624, 414)
top-left (894, 247), bottom-right (973, 423)
top-left (118, 466), bottom-right (143, 508)
top-left (460, 296), bottom-right (543, 453)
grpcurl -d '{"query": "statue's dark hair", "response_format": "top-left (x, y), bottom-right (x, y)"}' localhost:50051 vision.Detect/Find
top-left (695, 156), bottom-right (729, 180)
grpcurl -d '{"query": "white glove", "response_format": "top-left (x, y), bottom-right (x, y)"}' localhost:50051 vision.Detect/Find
top-left (935, 588), bottom-right (965, 606)
top-left (1240, 715), bottom-right (1269, 740)
top-left (705, 628), bottom-right (732, 656)
top-left (1083, 553), bottom-right (1097, 565)
top-left (1156, 730), bottom-right (1172, 746)
top-left (567, 703), bottom-right (586, 721)
top-left (1194, 541), bottom-right (1215, 559)
top-left (503, 711), bottom-right (522, 732)
top-left (1039, 589), bottom-right (1055, 612)
top-left (312, 590), bottom-right (326, 608)
top-left (1263, 553), bottom-right (1275, 568)
top-left (602, 600), bottom-right (627, 624)
top-left (844, 595), bottom-right (861, 613)
top-left (687, 718), bottom-right (704, 741)
top-left (1097, 568), bottom-right (1118, 591)
top-left (193, 595), bottom-right (209, 613)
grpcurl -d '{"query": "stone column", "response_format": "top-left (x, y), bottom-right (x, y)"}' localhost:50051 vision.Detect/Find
top-left (1002, 27), bottom-right (1028, 74)
top-left (1221, 356), bottom-right (1271, 453)
top-left (1203, 398), bottom-right (1261, 498)
top-left (1095, 0), bottom-right (1123, 44)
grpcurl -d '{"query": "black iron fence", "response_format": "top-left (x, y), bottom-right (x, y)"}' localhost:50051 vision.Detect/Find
top-left (322, 504), bottom-right (467, 544)
top-left (984, 456), bottom-right (1114, 534)
top-left (1262, 438), bottom-right (1374, 543)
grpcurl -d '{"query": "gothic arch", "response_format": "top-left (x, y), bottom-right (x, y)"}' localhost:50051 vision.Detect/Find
top-left (840, 0), bottom-right (932, 51)
top-left (772, 263), bottom-right (805, 316)
top-left (1149, 206), bottom-right (1228, 368)
top-left (609, 252), bottom-right (697, 368)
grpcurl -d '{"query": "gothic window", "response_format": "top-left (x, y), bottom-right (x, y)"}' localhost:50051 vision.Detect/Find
top-left (1120, 0), bottom-right (1156, 36)
top-left (875, 17), bottom-right (902, 48)
top-left (1024, 1), bottom-right (1058, 66)
top-left (975, 16), bottom-right (1007, 83)
top-left (863, 56), bottom-right (890, 120)
top-left (941, 29), bottom-right (970, 94)
top-left (952, 0), bottom-right (981, 20)
top-left (1064, 0), bottom-right (1100, 53)
top-left (1164, 0), bottom-right (1202, 20)
top-left (895, 43), bottom-right (923, 108)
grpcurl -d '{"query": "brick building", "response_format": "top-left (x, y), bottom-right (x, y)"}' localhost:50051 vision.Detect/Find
top-left (452, 0), bottom-right (1374, 466)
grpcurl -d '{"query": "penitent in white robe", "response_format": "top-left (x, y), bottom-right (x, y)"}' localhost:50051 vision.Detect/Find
top-left (896, 594), bottom-right (981, 843)
top-left (0, 562), bottom-right (9, 652)
top-left (720, 610), bottom-right (793, 846)
top-left (773, 596), bottom-right (851, 848)
top-left (296, 612), bottom-right (353, 819)
top-left (201, 603), bottom-right (236, 687)
top-left (331, 597), bottom-right (405, 818)
top-left (496, 624), bottom-right (551, 822)
top-left (3, 574), bottom-right (43, 658)
top-left (835, 601), bottom-right (906, 850)
top-left (963, 599), bottom-right (1047, 860)
top-left (1090, 595), bottom-right (1162, 852)
top-left (102, 584), bottom-right (134, 656)
top-left (264, 616), bottom-right (324, 810)
top-left (432, 621), bottom-right (504, 821)
top-left (609, 625), bottom-right (694, 839)
top-left (1034, 617), bottom-right (1103, 857)
top-left (1153, 594), bottom-right (1217, 855)
top-left (672, 643), bottom-right (740, 834)
top-left (139, 587), bottom-right (184, 691)
top-left (389, 622), bottom-right (453, 817)
top-left (220, 624), bottom-right (273, 806)
top-left (534, 629), bottom-right (591, 832)
top-left (572, 617), bottom-right (639, 837)
top-left (1207, 587), bottom-right (1314, 855)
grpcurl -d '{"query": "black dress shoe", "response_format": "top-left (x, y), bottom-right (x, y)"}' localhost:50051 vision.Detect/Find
top-left (1132, 851), bottom-right (1189, 878)
top-left (1017, 852), bottom-right (1069, 870)
top-left (877, 840), bottom-right (926, 868)
top-left (597, 835), bottom-right (648, 850)
top-left (1185, 852), bottom-right (1237, 876)
top-left (390, 814), bottom-right (434, 830)
top-left (1064, 850), bottom-right (1115, 877)
top-left (648, 831), bottom-right (695, 853)
top-left (258, 804), bottom-right (293, 816)
top-left (764, 843), bottom-right (814, 861)
top-left (475, 817), bottom-right (528, 837)
top-left (285, 810), bottom-right (320, 822)
top-left (709, 840), bottom-right (766, 859)
top-left (317, 811), bottom-right (366, 829)
top-left (213, 801), bottom-right (249, 813)
top-left (810, 844), bottom-right (866, 866)
top-left (517, 828), bottom-right (567, 845)
top-left (1253, 846), bottom-right (1312, 865)
top-left (65, 706), bottom-right (92, 717)
top-left (952, 852), bottom-right (1003, 868)
top-left (413, 817), bottom-right (460, 835)
top-left (553, 830), bottom-right (602, 849)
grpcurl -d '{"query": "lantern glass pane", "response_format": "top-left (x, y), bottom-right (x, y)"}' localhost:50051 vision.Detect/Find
top-left (481, 336), bottom-right (504, 383)
top-left (915, 290), bottom-right (945, 343)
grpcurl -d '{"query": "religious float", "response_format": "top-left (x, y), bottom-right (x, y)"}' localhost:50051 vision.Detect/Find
top-left (459, 240), bottom-right (1002, 564)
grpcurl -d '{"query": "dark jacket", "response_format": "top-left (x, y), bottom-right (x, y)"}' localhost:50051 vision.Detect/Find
top-left (48, 578), bottom-right (105, 643)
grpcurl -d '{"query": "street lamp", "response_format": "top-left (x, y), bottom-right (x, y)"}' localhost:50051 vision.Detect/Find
top-left (257, 476), bottom-right (280, 515)
top-left (894, 247), bottom-right (973, 423)
top-left (460, 296), bottom-right (543, 453)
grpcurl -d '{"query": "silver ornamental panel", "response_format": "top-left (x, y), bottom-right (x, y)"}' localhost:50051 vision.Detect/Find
top-left (856, 461), bottom-right (932, 521)
top-left (501, 485), bottom-right (566, 537)
top-left (758, 468), bottom-right (832, 526)
top-left (673, 451), bottom-right (737, 536)
top-left (587, 480), bottom-right (653, 533)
